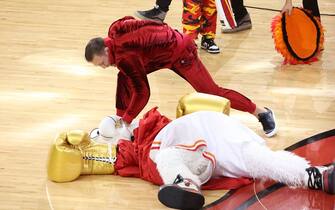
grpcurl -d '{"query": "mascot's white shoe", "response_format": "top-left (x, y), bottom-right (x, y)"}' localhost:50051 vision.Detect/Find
top-left (158, 174), bottom-right (204, 210)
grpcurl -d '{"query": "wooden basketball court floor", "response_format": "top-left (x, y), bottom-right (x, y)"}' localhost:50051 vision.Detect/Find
top-left (0, 0), bottom-right (334, 209)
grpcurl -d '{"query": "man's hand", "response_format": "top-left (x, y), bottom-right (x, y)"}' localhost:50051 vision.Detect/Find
top-left (117, 118), bottom-right (130, 128)
top-left (281, 0), bottom-right (293, 15)
top-left (118, 118), bottom-right (132, 137)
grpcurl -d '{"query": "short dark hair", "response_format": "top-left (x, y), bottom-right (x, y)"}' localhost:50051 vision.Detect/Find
top-left (85, 37), bottom-right (106, 62)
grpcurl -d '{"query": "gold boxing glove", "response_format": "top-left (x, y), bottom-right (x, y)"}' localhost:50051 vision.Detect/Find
top-left (176, 92), bottom-right (230, 118)
top-left (47, 130), bottom-right (116, 182)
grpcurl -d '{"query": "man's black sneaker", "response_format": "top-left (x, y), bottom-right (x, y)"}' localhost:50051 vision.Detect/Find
top-left (258, 107), bottom-right (277, 137)
top-left (134, 5), bottom-right (166, 22)
top-left (200, 37), bottom-right (220, 54)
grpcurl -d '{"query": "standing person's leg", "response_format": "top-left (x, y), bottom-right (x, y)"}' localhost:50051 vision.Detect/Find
top-left (200, 0), bottom-right (217, 39)
top-left (156, 0), bottom-right (172, 12)
top-left (135, 0), bottom-right (172, 22)
top-left (182, 0), bottom-right (202, 40)
top-left (222, 0), bottom-right (252, 33)
top-left (303, 0), bottom-right (321, 19)
top-left (200, 0), bottom-right (220, 53)
top-left (302, 0), bottom-right (323, 51)
top-left (231, 0), bottom-right (247, 22)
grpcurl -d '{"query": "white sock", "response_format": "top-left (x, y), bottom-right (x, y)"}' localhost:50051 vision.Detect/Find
top-left (155, 148), bottom-right (201, 186)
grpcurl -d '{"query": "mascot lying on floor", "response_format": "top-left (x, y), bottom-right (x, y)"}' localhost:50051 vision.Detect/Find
top-left (47, 93), bottom-right (335, 210)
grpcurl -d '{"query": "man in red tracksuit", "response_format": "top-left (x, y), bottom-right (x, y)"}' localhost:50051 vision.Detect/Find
top-left (84, 16), bottom-right (277, 137)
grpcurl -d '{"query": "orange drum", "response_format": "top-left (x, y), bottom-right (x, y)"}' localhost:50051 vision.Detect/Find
top-left (271, 8), bottom-right (324, 64)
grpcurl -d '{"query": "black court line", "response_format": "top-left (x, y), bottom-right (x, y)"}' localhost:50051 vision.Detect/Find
top-left (285, 129), bottom-right (335, 151)
top-left (235, 183), bottom-right (286, 210)
top-left (203, 189), bottom-right (237, 209)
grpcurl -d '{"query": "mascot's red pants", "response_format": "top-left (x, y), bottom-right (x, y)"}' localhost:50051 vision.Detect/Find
top-left (105, 17), bottom-right (256, 123)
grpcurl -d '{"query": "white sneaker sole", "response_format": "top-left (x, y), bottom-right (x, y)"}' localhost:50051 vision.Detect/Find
top-left (200, 46), bottom-right (220, 54)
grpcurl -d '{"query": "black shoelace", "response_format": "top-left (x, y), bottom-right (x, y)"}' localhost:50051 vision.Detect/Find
top-left (173, 174), bottom-right (184, 184)
top-left (306, 167), bottom-right (322, 190)
top-left (205, 39), bottom-right (216, 47)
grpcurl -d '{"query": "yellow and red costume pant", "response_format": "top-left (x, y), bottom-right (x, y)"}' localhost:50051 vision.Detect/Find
top-left (182, 0), bottom-right (217, 39)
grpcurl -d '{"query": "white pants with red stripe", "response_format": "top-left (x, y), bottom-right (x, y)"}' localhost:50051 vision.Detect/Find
top-left (150, 111), bottom-right (310, 187)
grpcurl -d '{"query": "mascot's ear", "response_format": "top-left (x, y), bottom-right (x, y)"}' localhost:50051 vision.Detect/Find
top-left (271, 7), bottom-right (324, 64)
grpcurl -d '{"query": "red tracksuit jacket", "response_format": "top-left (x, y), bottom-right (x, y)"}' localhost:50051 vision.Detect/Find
top-left (104, 16), bottom-right (193, 124)
top-left (104, 16), bottom-right (257, 125)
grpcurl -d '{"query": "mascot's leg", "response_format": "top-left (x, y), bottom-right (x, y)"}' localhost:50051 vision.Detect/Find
top-left (242, 143), bottom-right (335, 194)
top-left (155, 147), bottom-right (212, 209)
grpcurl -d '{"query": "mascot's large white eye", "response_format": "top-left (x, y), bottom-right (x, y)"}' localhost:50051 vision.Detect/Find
top-left (90, 115), bottom-right (131, 144)
top-left (89, 128), bottom-right (100, 139)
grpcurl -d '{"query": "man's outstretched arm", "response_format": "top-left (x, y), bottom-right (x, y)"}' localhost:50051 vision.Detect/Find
top-left (116, 53), bottom-right (150, 124)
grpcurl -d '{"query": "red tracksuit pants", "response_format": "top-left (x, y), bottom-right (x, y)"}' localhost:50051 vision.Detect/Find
top-left (171, 42), bottom-right (256, 113)
top-left (116, 41), bottom-right (256, 115)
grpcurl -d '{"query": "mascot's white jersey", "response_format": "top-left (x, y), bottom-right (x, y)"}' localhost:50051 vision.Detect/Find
top-left (150, 111), bottom-right (266, 178)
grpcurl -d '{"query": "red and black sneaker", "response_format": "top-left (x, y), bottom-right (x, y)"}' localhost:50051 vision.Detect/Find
top-left (158, 174), bottom-right (204, 209)
top-left (306, 164), bottom-right (335, 194)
